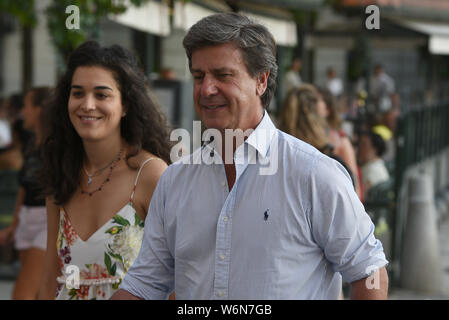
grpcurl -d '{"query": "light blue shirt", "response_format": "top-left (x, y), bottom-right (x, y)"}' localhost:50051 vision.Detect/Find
top-left (120, 112), bottom-right (388, 299)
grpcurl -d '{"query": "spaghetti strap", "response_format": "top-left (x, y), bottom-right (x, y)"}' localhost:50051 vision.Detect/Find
top-left (130, 157), bottom-right (157, 201)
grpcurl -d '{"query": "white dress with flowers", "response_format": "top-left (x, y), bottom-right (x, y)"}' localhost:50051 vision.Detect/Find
top-left (55, 159), bottom-right (154, 300)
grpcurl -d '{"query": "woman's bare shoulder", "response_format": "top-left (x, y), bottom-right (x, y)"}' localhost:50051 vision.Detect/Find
top-left (134, 150), bottom-right (168, 186)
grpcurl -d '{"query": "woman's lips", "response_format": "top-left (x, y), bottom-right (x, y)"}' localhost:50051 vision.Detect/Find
top-left (78, 115), bottom-right (102, 123)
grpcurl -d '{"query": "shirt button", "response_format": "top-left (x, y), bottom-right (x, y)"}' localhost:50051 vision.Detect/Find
top-left (222, 180), bottom-right (226, 187)
top-left (219, 254), bottom-right (225, 260)
top-left (217, 291), bottom-right (223, 297)
top-left (223, 217), bottom-right (228, 222)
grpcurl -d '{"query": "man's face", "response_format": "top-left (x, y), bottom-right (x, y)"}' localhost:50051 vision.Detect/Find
top-left (191, 43), bottom-right (267, 132)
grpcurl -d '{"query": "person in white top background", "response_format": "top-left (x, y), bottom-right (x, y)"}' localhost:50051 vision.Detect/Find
top-left (358, 129), bottom-right (390, 199)
top-left (282, 57), bottom-right (302, 102)
top-left (326, 67), bottom-right (344, 98)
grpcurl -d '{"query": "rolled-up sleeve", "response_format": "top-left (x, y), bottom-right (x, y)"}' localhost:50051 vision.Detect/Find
top-left (120, 168), bottom-right (175, 299)
top-left (308, 155), bottom-right (388, 283)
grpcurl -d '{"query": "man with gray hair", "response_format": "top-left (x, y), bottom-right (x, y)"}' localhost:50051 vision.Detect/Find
top-left (111, 12), bottom-right (388, 300)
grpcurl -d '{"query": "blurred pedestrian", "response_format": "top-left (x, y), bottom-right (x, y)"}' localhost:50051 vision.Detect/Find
top-left (282, 57), bottom-right (302, 101)
top-left (326, 67), bottom-right (344, 98)
top-left (0, 97), bottom-right (12, 149)
top-left (112, 13), bottom-right (388, 300)
top-left (37, 41), bottom-right (171, 300)
top-left (280, 84), bottom-right (357, 190)
top-left (317, 87), bottom-right (362, 199)
top-left (358, 130), bottom-right (390, 199)
top-left (159, 68), bottom-right (177, 80)
top-left (0, 87), bottom-right (52, 299)
top-left (370, 64), bottom-right (395, 113)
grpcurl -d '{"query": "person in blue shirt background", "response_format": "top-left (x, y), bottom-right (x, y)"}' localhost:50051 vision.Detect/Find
top-left (111, 12), bottom-right (389, 300)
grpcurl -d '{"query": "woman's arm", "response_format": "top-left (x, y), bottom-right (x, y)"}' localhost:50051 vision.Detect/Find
top-left (0, 187), bottom-right (25, 245)
top-left (37, 197), bottom-right (61, 299)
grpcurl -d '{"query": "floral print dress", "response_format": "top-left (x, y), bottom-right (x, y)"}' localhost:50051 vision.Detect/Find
top-left (54, 158), bottom-right (154, 300)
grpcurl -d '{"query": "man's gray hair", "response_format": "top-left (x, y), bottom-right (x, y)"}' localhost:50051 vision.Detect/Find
top-left (183, 12), bottom-right (278, 109)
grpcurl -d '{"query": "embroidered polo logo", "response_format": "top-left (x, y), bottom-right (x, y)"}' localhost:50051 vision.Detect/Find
top-left (264, 209), bottom-right (269, 221)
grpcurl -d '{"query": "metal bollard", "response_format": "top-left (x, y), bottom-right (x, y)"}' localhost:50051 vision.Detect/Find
top-left (399, 173), bottom-right (442, 294)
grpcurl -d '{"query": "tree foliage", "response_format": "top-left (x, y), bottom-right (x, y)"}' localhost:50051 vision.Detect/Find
top-left (0, 0), bottom-right (37, 27)
top-left (1, 0), bottom-right (150, 61)
top-left (46, 0), bottom-right (150, 61)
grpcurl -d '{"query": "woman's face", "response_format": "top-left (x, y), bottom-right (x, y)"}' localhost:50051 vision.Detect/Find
top-left (21, 91), bottom-right (41, 131)
top-left (68, 66), bottom-right (124, 142)
top-left (316, 95), bottom-right (329, 118)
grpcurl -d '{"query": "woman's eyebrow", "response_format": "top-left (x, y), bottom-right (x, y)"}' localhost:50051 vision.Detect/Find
top-left (94, 86), bottom-right (113, 91)
top-left (70, 85), bottom-right (113, 91)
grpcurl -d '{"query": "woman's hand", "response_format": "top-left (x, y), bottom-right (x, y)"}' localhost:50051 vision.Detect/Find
top-left (0, 224), bottom-right (16, 246)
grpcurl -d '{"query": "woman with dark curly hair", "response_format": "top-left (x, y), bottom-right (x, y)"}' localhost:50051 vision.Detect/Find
top-left (37, 41), bottom-right (171, 300)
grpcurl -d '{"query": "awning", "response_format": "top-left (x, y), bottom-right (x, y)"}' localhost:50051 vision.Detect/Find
top-left (394, 19), bottom-right (449, 55)
top-left (109, 0), bottom-right (170, 37)
top-left (174, 0), bottom-right (231, 31)
top-left (239, 11), bottom-right (297, 47)
top-left (239, 0), bottom-right (325, 10)
top-left (174, 0), bottom-right (297, 47)
top-left (237, 1), bottom-right (298, 47)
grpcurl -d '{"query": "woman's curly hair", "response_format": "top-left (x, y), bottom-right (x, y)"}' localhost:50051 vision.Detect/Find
top-left (40, 41), bottom-right (172, 205)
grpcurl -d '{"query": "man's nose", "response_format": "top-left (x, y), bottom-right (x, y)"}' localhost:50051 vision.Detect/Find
top-left (200, 75), bottom-right (218, 96)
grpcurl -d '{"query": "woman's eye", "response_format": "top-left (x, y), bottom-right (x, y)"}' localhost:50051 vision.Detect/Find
top-left (72, 91), bottom-right (83, 98)
top-left (96, 93), bottom-right (108, 99)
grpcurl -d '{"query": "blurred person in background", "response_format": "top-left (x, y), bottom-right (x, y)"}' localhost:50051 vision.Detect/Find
top-left (317, 87), bottom-right (362, 200)
top-left (282, 57), bottom-right (302, 101)
top-left (0, 97), bottom-right (12, 150)
top-left (0, 93), bottom-right (33, 170)
top-left (358, 129), bottom-right (390, 200)
top-left (279, 84), bottom-right (357, 190)
top-left (0, 87), bottom-right (52, 299)
top-left (37, 41), bottom-right (171, 300)
top-left (326, 67), bottom-right (344, 98)
top-left (370, 64), bottom-right (395, 113)
top-left (159, 68), bottom-right (177, 80)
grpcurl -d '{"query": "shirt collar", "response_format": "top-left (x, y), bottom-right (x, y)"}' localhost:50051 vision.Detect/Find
top-left (201, 110), bottom-right (277, 161)
top-left (244, 110), bottom-right (277, 159)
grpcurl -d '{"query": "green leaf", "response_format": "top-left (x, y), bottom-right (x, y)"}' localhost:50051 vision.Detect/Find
top-left (110, 263), bottom-right (117, 276)
top-left (105, 226), bottom-right (122, 235)
top-left (104, 253), bottom-right (112, 272)
top-left (112, 215), bottom-right (130, 226)
top-left (134, 213), bottom-right (143, 226)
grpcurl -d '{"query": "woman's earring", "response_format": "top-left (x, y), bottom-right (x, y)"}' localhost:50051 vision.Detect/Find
top-left (122, 112), bottom-right (127, 117)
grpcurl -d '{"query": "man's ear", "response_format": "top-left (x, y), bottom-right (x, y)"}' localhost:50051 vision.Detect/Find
top-left (256, 71), bottom-right (270, 97)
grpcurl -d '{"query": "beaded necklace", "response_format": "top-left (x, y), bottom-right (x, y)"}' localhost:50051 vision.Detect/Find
top-left (80, 147), bottom-right (124, 197)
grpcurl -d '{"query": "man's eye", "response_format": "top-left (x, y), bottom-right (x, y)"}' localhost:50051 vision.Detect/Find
top-left (193, 75), bottom-right (203, 80)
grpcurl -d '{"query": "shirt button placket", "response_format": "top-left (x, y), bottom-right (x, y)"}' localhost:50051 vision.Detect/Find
top-left (214, 188), bottom-right (233, 300)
